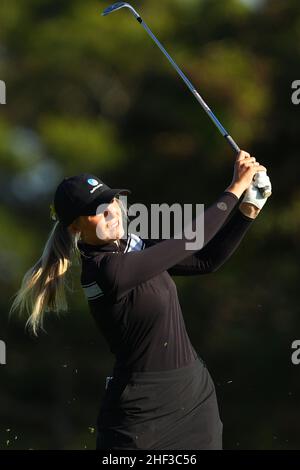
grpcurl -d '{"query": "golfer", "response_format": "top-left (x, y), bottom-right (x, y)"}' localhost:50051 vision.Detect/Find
top-left (10, 150), bottom-right (271, 450)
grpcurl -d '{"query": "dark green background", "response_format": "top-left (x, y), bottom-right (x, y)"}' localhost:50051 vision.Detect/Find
top-left (0, 0), bottom-right (299, 449)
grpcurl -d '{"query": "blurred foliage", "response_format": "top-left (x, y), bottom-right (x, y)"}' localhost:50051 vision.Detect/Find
top-left (0, 0), bottom-right (299, 450)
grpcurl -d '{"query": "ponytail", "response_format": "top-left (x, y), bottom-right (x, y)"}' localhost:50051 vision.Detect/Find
top-left (9, 221), bottom-right (81, 336)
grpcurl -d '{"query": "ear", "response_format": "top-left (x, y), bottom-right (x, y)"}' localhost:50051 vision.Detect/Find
top-left (68, 218), bottom-right (81, 235)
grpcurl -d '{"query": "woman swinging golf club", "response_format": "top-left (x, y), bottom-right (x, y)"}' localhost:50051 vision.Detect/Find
top-left (10, 150), bottom-right (271, 450)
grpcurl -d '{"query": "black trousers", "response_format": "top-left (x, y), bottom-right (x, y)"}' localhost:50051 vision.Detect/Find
top-left (96, 356), bottom-right (223, 450)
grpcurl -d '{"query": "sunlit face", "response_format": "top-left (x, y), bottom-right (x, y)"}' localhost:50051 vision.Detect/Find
top-left (70, 197), bottom-right (125, 245)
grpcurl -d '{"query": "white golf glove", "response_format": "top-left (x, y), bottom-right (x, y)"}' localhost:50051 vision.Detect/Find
top-left (242, 171), bottom-right (272, 210)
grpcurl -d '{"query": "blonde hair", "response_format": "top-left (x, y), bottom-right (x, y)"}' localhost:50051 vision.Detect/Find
top-left (9, 221), bottom-right (81, 336)
top-left (9, 196), bottom-right (129, 336)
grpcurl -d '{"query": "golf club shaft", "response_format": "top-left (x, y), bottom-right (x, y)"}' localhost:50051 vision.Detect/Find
top-left (137, 16), bottom-right (272, 198)
top-left (102, 3), bottom-right (271, 197)
top-left (136, 18), bottom-right (240, 153)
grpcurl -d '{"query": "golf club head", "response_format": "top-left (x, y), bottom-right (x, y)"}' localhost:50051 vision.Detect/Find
top-left (102, 2), bottom-right (135, 16)
top-left (102, 2), bottom-right (140, 20)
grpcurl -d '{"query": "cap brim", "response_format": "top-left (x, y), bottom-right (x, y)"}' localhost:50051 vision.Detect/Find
top-left (80, 188), bottom-right (131, 215)
top-left (99, 188), bottom-right (131, 202)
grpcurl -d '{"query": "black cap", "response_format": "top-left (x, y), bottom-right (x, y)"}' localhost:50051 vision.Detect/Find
top-left (53, 173), bottom-right (131, 227)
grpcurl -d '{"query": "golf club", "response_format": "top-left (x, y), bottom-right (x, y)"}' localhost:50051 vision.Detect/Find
top-left (102, 2), bottom-right (271, 198)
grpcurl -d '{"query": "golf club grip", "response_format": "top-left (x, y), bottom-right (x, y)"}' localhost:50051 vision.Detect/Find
top-left (225, 135), bottom-right (271, 198)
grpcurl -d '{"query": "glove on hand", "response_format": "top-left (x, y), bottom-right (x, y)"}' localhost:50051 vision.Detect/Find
top-left (242, 171), bottom-right (272, 210)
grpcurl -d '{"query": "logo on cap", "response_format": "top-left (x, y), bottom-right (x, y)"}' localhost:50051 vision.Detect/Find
top-left (87, 178), bottom-right (99, 186)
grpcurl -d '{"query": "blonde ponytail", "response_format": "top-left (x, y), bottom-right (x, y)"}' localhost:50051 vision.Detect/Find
top-left (9, 221), bottom-right (81, 336)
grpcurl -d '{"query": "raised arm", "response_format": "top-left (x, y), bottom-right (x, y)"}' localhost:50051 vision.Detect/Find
top-left (96, 191), bottom-right (238, 299)
top-left (166, 207), bottom-right (255, 275)
top-left (95, 151), bottom-right (267, 299)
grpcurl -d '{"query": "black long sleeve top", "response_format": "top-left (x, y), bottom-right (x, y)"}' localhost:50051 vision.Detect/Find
top-left (78, 191), bottom-right (255, 376)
